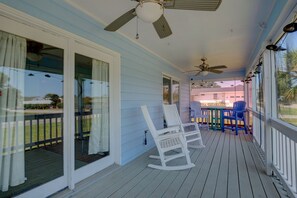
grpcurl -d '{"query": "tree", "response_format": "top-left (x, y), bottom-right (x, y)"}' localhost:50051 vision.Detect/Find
top-left (281, 50), bottom-right (297, 103)
top-left (44, 93), bottom-right (60, 108)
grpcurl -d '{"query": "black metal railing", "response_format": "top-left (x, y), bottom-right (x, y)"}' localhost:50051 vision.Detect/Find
top-left (21, 112), bottom-right (92, 150)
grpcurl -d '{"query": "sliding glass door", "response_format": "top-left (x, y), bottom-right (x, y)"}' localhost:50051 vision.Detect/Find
top-left (0, 31), bottom-right (65, 197)
top-left (1, 13), bottom-right (120, 197)
top-left (73, 42), bottom-right (115, 182)
top-left (74, 53), bottom-right (110, 169)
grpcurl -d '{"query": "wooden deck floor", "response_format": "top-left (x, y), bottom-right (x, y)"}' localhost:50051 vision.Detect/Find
top-left (55, 130), bottom-right (281, 198)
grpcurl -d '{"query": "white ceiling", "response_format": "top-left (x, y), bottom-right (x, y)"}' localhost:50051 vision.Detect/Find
top-left (66, 0), bottom-right (276, 77)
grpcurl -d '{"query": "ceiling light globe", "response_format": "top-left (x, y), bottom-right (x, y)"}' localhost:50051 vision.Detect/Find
top-left (27, 52), bottom-right (42, 62)
top-left (200, 71), bottom-right (209, 76)
top-left (136, 2), bottom-right (163, 23)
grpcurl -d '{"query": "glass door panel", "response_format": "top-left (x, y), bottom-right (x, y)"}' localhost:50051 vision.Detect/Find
top-left (163, 77), bottom-right (171, 104)
top-left (74, 53), bottom-right (110, 169)
top-left (0, 32), bottom-right (64, 197)
top-left (172, 80), bottom-right (180, 108)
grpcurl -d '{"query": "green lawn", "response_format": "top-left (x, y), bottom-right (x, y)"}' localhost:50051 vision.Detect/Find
top-left (23, 118), bottom-right (92, 149)
top-left (279, 106), bottom-right (297, 115)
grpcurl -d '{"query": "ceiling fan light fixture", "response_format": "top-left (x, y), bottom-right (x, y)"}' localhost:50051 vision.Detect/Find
top-left (200, 71), bottom-right (209, 76)
top-left (27, 52), bottom-right (42, 62)
top-left (136, 1), bottom-right (163, 23)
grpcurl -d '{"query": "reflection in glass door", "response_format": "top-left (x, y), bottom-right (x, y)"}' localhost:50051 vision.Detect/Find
top-left (0, 31), bottom-right (64, 197)
top-left (74, 53), bottom-right (110, 169)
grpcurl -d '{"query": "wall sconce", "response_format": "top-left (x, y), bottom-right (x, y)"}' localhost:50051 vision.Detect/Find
top-left (256, 61), bottom-right (262, 67)
top-left (266, 44), bottom-right (278, 51)
top-left (283, 22), bottom-right (297, 33)
top-left (265, 44), bottom-right (286, 52)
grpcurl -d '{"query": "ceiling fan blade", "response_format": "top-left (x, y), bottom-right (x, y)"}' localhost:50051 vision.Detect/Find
top-left (164, 0), bottom-right (222, 11)
top-left (208, 69), bottom-right (223, 74)
top-left (104, 8), bottom-right (136, 31)
top-left (183, 69), bottom-right (200, 73)
top-left (153, 15), bottom-right (172, 39)
top-left (208, 65), bottom-right (227, 69)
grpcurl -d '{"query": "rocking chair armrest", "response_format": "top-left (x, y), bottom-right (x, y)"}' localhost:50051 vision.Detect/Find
top-left (156, 126), bottom-right (180, 135)
top-left (182, 122), bottom-right (199, 129)
top-left (157, 132), bottom-right (184, 140)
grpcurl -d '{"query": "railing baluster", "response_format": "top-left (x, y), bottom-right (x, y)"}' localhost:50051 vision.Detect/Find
top-left (50, 117), bottom-right (52, 146)
top-left (278, 131), bottom-right (281, 170)
top-left (289, 139), bottom-right (293, 186)
top-left (23, 119), bottom-right (26, 150)
top-left (43, 115), bottom-right (46, 147)
top-left (292, 142), bottom-right (297, 193)
top-left (37, 117), bottom-right (40, 148)
top-left (56, 117), bottom-right (58, 144)
top-left (30, 119), bottom-right (33, 150)
top-left (282, 133), bottom-right (285, 175)
top-left (272, 129), bottom-right (276, 166)
top-left (285, 136), bottom-right (288, 180)
top-left (61, 116), bottom-right (63, 141)
top-left (284, 135), bottom-right (288, 180)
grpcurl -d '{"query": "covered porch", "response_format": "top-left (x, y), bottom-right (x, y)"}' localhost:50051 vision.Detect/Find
top-left (1, 0), bottom-right (297, 197)
top-left (53, 130), bottom-right (285, 198)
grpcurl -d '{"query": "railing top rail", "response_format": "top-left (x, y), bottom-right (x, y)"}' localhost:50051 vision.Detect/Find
top-left (270, 117), bottom-right (297, 143)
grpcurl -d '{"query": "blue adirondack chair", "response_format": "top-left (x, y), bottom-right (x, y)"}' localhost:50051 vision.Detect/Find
top-left (222, 101), bottom-right (248, 135)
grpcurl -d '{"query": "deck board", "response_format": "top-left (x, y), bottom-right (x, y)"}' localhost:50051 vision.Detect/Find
top-left (227, 133), bottom-right (240, 198)
top-left (236, 132), bottom-right (254, 198)
top-left (54, 130), bottom-right (281, 198)
top-left (239, 133), bottom-right (267, 198)
top-left (243, 134), bottom-right (280, 198)
top-left (214, 131), bottom-right (229, 198)
top-left (200, 132), bottom-right (225, 197)
top-left (174, 131), bottom-right (217, 198)
top-left (189, 132), bottom-right (222, 197)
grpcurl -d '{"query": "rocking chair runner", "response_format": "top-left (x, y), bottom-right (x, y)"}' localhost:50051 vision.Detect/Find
top-left (163, 104), bottom-right (205, 149)
top-left (141, 105), bottom-right (195, 170)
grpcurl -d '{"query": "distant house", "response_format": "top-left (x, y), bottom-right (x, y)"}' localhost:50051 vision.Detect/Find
top-left (191, 85), bottom-right (244, 107)
top-left (23, 97), bottom-right (52, 105)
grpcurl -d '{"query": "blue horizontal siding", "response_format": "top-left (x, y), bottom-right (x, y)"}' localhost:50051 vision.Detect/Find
top-left (0, 0), bottom-right (190, 165)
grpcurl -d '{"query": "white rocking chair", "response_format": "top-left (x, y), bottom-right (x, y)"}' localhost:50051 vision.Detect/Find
top-left (141, 105), bottom-right (195, 171)
top-left (163, 104), bottom-right (205, 149)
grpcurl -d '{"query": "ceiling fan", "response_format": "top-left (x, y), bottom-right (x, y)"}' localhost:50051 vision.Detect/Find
top-left (186, 57), bottom-right (227, 76)
top-left (104, 0), bottom-right (222, 39)
top-left (27, 41), bottom-right (62, 62)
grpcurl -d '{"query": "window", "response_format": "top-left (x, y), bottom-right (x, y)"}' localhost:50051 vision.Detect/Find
top-left (247, 81), bottom-right (253, 108)
top-left (191, 80), bottom-right (244, 107)
top-left (255, 65), bottom-right (264, 113)
top-left (275, 31), bottom-right (297, 126)
top-left (163, 75), bottom-right (180, 107)
top-left (163, 76), bottom-right (171, 105)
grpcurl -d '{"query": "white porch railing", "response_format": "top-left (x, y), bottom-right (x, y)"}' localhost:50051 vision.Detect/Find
top-left (253, 111), bottom-right (297, 197)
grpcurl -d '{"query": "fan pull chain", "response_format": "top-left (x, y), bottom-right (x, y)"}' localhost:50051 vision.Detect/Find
top-left (136, 17), bottom-right (139, 39)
